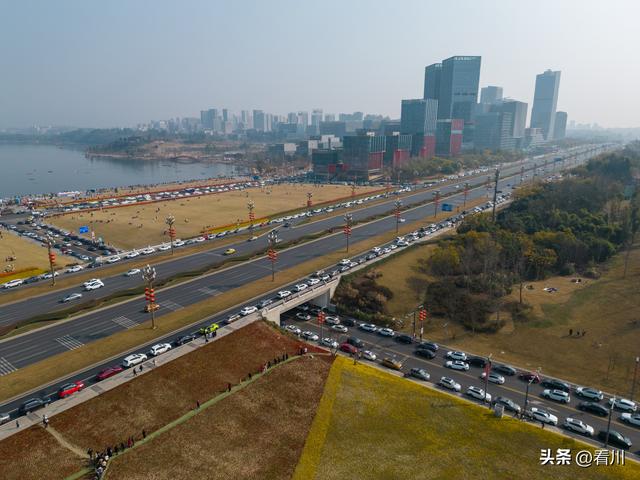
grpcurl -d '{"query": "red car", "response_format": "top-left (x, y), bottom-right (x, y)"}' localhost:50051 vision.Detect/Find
top-left (340, 342), bottom-right (358, 354)
top-left (58, 380), bottom-right (85, 398)
top-left (518, 371), bottom-right (541, 383)
top-left (96, 365), bottom-right (124, 381)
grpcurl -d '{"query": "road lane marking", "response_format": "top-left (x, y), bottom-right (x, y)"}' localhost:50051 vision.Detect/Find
top-left (197, 287), bottom-right (220, 296)
top-left (159, 300), bottom-right (183, 311)
top-left (112, 316), bottom-right (139, 329)
top-left (55, 335), bottom-right (84, 350)
top-left (0, 357), bottom-right (17, 376)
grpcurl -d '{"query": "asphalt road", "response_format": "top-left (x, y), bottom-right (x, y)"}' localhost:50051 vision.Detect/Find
top-left (0, 146), bottom-right (609, 380)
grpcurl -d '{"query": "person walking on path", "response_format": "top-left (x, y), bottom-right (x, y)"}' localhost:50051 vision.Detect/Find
top-left (15, 419), bottom-right (19, 429)
top-left (142, 430), bottom-right (146, 439)
top-left (227, 383), bottom-right (231, 393)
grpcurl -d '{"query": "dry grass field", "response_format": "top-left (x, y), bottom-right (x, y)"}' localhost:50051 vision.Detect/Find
top-left (0, 230), bottom-right (73, 280)
top-left (293, 357), bottom-right (639, 480)
top-left (106, 355), bottom-right (333, 480)
top-left (51, 183), bottom-right (380, 250)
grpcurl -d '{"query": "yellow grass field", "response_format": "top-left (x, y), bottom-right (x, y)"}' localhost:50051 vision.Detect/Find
top-left (0, 230), bottom-right (73, 280)
top-left (293, 357), bottom-right (639, 480)
top-left (50, 183), bottom-right (380, 250)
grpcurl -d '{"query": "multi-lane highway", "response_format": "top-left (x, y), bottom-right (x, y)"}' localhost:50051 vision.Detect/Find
top-left (0, 146), bottom-right (609, 380)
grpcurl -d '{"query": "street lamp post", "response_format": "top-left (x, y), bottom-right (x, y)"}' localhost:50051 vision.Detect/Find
top-left (394, 200), bottom-right (402, 233)
top-left (142, 264), bottom-right (157, 329)
top-left (267, 230), bottom-right (279, 281)
top-left (44, 233), bottom-right (56, 286)
top-left (483, 354), bottom-right (493, 407)
top-left (306, 192), bottom-right (313, 212)
top-left (631, 357), bottom-right (640, 401)
top-left (463, 183), bottom-right (470, 208)
top-left (247, 200), bottom-right (255, 229)
top-left (418, 307), bottom-right (427, 342)
top-left (433, 190), bottom-right (440, 218)
top-left (165, 215), bottom-right (176, 255)
top-left (523, 377), bottom-right (534, 417)
top-left (604, 397), bottom-right (615, 447)
top-left (343, 213), bottom-right (352, 252)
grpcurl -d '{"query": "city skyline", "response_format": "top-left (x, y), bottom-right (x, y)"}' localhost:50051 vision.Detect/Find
top-left (1, 0), bottom-right (639, 129)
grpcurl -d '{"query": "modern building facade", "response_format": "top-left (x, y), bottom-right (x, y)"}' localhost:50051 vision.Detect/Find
top-left (342, 131), bottom-right (386, 181)
top-left (423, 63), bottom-right (442, 100)
top-left (496, 100), bottom-right (528, 140)
top-left (474, 112), bottom-right (516, 151)
top-left (480, 86), bottom-right (503, 106)
top-left (400, 98), bottom-right (438, 157)
top-left (383, 133), bottom-right (412, 169)
top-left (530, 69), bottom-right (561, 140)
top-left (437, 56), bottom-right (482, 122)
top-left (554, 111), bottom-right (568, 140)
top-left (435, 119), bottom-right (464, 156)
top-left (312, 149), bottom-right (343, 180)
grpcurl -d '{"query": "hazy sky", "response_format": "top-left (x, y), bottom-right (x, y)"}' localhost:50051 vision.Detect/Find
top-left (1, 0), bottom-right (639, 129)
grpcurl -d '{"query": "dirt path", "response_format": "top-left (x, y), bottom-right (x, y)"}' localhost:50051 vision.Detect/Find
top-left (41, 425), bottom-right (86, 459)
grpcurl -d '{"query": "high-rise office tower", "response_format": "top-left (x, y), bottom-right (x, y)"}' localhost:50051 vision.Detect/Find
top-left (480, 86), bottom-right (503, 105)
top-left (253, 110), bottom-right (265, 132)
top-left (494, 100), bottom-right (528, 139)
top-left (400, 98), bottom-right (438, 157)
top-left (311, 109), bottom-right (323, 128)
top-left (222, 109), bottom-right (229, 122)
top-left (423, 63), bottom-right (442, 100)
top-left (474, 111), bottom-right (516, 151)
top-left (438, 56), bottom-right (482, 122)
top-left (553, 111), bottom-right (568, 140)
top-left (530, 69), bottom-right (561, 140)
top-left (297, 111), bottom-right (309, 127)
top-left (287, 112), bottom-right (298, 124)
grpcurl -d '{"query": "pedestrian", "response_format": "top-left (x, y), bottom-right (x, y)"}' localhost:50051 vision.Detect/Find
top-left (583, 330), bottom-right (587, 337)
top-left (196, 400), bottom-right (200, 409)
top-left (133, 368), bottom-right (137, 377)
top-left (205, 335), bottom-right (209, 343)
top-left (140, 364), bottom-right (144, 373)
top-left (227, 383), bottom-right (231, 392)
top-left (87, 448), bottom-right (93, 460)
top-left (142, 429), bottom-right (146, 439)
top-left (248, 372), bottom-right (252, 380)
top-left (127, 437), bottom-right (132, 448)
top-left (153, 359), bottom-right (157, 367)
top-left (541, 421), bottom-right (545, 429)
top-left (15, 419), bottom-right (19, 429)
top-left (569, 328), bottom-right (573, 336)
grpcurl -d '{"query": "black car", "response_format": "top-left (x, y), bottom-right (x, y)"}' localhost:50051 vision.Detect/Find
top-left (414, 348), bottom-right (436, 359)
top-left (577, 402), bottom-right (609, 417)
top-left (175, 334), bottom-right (196, 345)
top-left (468, 356), bottom-right (487, 368)
top-left (541, 378), bottom-right (571, 392)
top-left (341, 318), bottom-right (356, 327)
top-left (492, 364), bottom-right (517, 376)
top-left (493, 396), bottom-right (521, 414)
top-left (396, 334), bottom-right (413, 344)
top-left (87, 246), bottom-right (97, 252)
top-left (417, 341), bottom-right (439, 352)
top-left (347, 336), bottom-right (365, 349)
top-left (23, 276), bottom-right (41, 284)
top-left (19, 397), bottom-right (50, 414)
top-left (597, 430), bottom-right (632, 450)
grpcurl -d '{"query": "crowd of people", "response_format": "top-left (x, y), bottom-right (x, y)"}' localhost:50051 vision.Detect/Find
top-left (87, 433), bottom-right (142, 479)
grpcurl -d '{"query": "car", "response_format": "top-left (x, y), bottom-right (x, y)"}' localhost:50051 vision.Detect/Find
top-left (414, 348), bottom-right (436, 359)
top-left (362, 350), bottom-right (377, 361)
top-left (19, 397), bottom-right (50, 414)
top-left (445, 360), bottom-right (470, 371)
top-left (140, 247), bottom-right (155, 255)
top-left (577, 401), bottom-right (609, 417)
top-left (0, 412), bottom-right (11, 425)
top-left (294, 283), bottom-right (308, 292)
top-left (307, 277), bottom-right (320, 286)
top-left (320, 338), bottom-right (338, 349)
top-left (438, 376), bottom-right (461, 392)
top-left (467, 356), bottom-right (487, 368)
top-left (83, 279), bottom-right (104, 290)
top-left (359, 323), bottom-right (377, 333)
top-left (122, 353), bottom-right (148, 368)
top-left (65, 265), bottom-right (84, 273)
top-left (258, 298), bottom-right (274, 308)
top-left (106, 255), bottom-right (121, 263)
top-left (446, 351), bottom-right (467, 362)
top-left (248, 235), bottom-right (258, 242)
top-left (417, 341), bottom-right (439, 352)
top-left (340, 342), bottom-right (358, 354)
top-left (2, 279), bottom-right (23, 289)
top-left (480, 371), bottom-right (505, 384)
top-left (125, 268), bottom-right (141, 277)
top-left (346, 336), bottom-right (365, 349)
top-left (381, 357), bottom-right (403, 370)
top-left (96, 365), bottom-right (124, 380)
top-left (377, 327), bottom-right (395, 337)
top-left (331, 324), bottom-right (348, 333)
top-left (395, 334), bottom-right (413, 344)
top-left (562, 417), bottom-right (594, 436)
top-left (528, 407), bottom-right (558, 426)
top-left (575, 386), bottom-right (604, 401)
top-left (302, 331), bottom-right (319, 341)
top-left (407, 367), bottom-right (430, 381)
top-left (339, 258), bottom-right (351, 266)
top-left (341, 317), bottom-right (356, 327)
top-left (158, 244), bottom-right (171, 251)
top-left (240, 305), bottom-right (258, 316)
top-left (61, 292), bottom-right (83, 303)
top-left (608, 398), bottom-right (637, 412)
top-left (126, 251), bottom-right (140, 259)
top-left (541, 389), bottom-right (570, 403)
top-left (493, 396), bottom-right (521, 414)
top-left (597, 430), bottom-right (632, 450)
top-left (277, 290), bottom-right (291, 299)
top-left (324, 315), bottom-right (340, 325)
top-left (493, 364), bottom-right (517, 376)
top-left (296, 312), bottom-right (311, 321)
top-left (199, 322), bottom-right (220, 336)
top-left (620, 413), bottom-right (640, 427)
top-left (144, 303), bottom-right (160, 313)
top-left (223, 248), bottom-right (236, 255)
top-left (518, 371), bottom-right (541, 383)
top-left (58, 381), bottom-right (85, 398)
top-left (285, 325), bottom-right (302, 335)
top-left (149, 343), bottom-right (172, 356)
top-left (175, 334), bottom-right (196, 346)
top-left (541, 378), bottom-right (571, 392)
top-left (173, 240), bottom-right (185, 247)
top-left (466, 386), bottom-right (491, 403)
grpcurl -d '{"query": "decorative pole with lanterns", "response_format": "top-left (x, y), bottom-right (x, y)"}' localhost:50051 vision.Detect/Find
top-left (142, 264), bottom-right (157, 329)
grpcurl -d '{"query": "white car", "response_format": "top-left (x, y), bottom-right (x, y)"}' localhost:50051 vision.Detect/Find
top-left (445, 360), bottom-right (470, 371)
top-left (126, 251), bottom-right (140, 259)
top-left (359, 323), bottom-right (377, 333)
top-left (107, 255), bottom-right (121, 264)
top-left (61, 292), bottom-right (83, 303)
top-left (439, 376), bottom-right (461, 392)
top-left (620, 413), bottom-right (640, 427)
top-left (331, 324), bottom-right (348, 333)
top-left (480, 372), bottom-right (505, 384)
top-left (248, 236), bottom-right (258, 242)
top-left (83, 279), bottom-right (104, 291)
top-left (122, 353), bottom-right (148, 368)
top-left (65, 265), bottom-right (84, 273)
top-left (575, 386), bottom-right (604, 401)
top-left (339, 258), bottom-right (351, 266)
top-left (240, 306), bottom-right (258, 316)
top-left (529, 407), bottom-right (558, 426)
top-left (149, 343), bottom-right (171, 356)
top-left (466, 386), bottom-right (491, 403)
top-left (285, 325), bottom-right (301, 335)
top-left (396, 240), bottom-right (409, 247)
top-left (446, 351), bottom-right (467, 362)
top-left (2, 279), bottom-right (23, 289)
top-left (294, 283), bottom-right (308, 292)
top-left (173, 240), bottom-right (185, 247)
top-left (377, 327), bottom-right (395, 337)
top-left (541, 389), bottom-right (571, 404)
top-left (307, 277), bottom-right (320, 286)
top-left (125, 268), bottom-right (141, 277)
top-left (278, 290), bottom-right (292, 299)
top-left (324, 316), bottom-right (340, 325)
top-left (321, 338), bottom-right (338, 349)
top-left (141, 247), bottom-right (155, 255)
top-left (158, 244), bottom-right (171, 251)
top-left (371, 247), bottom-right (381, 254)
top-left (563, 418), bottom-right (594, 436)
top-left (361, 350), bottom-right (377, 361)
top-left (301, 331), bottom-right (319, 341)
top-left (608, 398), bottom-right (637, 412)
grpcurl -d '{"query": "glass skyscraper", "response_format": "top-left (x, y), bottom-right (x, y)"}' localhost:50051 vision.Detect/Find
top-left (423, 63), bottom-right (442, 100)
top-left (530, 70), bottom-right (561, 141)
top-left (437, 56), bottom-right (482, 122)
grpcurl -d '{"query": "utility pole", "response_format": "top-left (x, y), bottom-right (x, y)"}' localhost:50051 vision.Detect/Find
top-left (267, 230), bottom-right (279, 281)
top-left (463, 183), bottom-right (470, 208)
top-left (632, 357), bottom-right (640, 401)
top-left (523, 377), bottom-right (534, 416)
top-left (44, 233), bottom-right (56, 286)
top-left (142, 264), bottom-right (157, 329)
top-left (491, 169), bottom-right (500, 222)
top-left (247, 200), bottom-right (255, 229)
top-left (394, 200), bottom-right (402, 233)
top-left (351, 175), bottom-right (356, 201)
top-left (418, 307), bottom-right (426, 343)
top-left (483, 354), bottom-right (492, 407)
top-left (165, 215), bottom-right (176, 255)
top-left (604, 397), bottom-right (615, 447)
top-left (306, 192), bottom-right (313, 213)
top-left (433, 190), bottom-right (440, 218)
top-left (343, 213), bottom-right (353, 252)
top-left (318, 311), bottom-right (325, 344)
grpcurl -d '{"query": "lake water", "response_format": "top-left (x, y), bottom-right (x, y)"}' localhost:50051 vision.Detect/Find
top-left (0, 144), bottom-right (245, 198)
